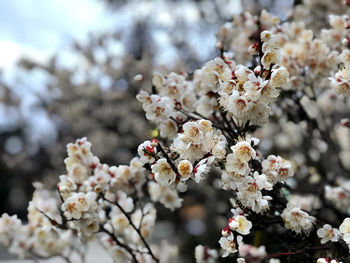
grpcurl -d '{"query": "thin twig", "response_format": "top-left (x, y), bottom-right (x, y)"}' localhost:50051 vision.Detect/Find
top-left (267, 245), bottom-right (332, 259)
top-left (157, 142), bottom-right (179, 176)
top-left (103, 197), bottom-right (159, 262)
top-left (100, 226), bottom-right (138, 263)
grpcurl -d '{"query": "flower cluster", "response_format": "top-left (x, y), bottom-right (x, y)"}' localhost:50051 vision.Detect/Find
top-left (262, 155), bottom-right (294, 184)
top-left (281, 202), bottom-right (315, 235)
top-left (218, 61), bottom-right (288, 126)
top-left (219, 208), bottom-right (252, 257)
top-left (317, 224), bottom-right (341, 244)
top-left (1, 4), bottom-right (350, 263)
top-left (217, 10), bottom-right (280, 64)
top-left (0, 185), bottom-right (73, 260)
top-left (331, 50), bottom-right (350, 96)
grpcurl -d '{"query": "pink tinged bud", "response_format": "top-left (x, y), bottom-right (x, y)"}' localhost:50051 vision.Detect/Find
top-left (151, 138), bottom-right (159, 147)
top-left (145, 146), bottom-right (155, 154)
top-left (222, 225), bottom-right (231, 237)
top-left (248, 42), bottom-right (259, 55)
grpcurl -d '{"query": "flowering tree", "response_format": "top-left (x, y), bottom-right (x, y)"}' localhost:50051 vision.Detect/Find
top-left (1, 4), bottom-right (350, 263)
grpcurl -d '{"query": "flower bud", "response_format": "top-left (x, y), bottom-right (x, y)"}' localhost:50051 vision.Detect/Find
top-left (221, 225), bottom-right (231, 237)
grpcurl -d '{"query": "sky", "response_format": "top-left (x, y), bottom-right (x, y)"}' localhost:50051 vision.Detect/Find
top-left (0, 0), bottom-right (116, 68)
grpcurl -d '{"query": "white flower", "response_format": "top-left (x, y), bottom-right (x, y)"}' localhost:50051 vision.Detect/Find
top-left (57, 175), bottom-right (77, 198)
top-left (132, 204), bottom-right (156, 238)
top-left (65, 138), bottom-right (98, 168)
top-left (116, 191), bottom-right (134, 213)
top-left (148, 181), bottom-right (162, 202)
top-left (172, 120), bottom-right (216, 162)
top-left (61, 192), bottom-right (97, 220)
top-left (261, 30), bottom-right (272, 43)
top-left (231, 141), bottom-right (256, 162)
top-left (178, 160), bottom-right (193, 181)
top-left (212, 136), bottom-right (227, 160)
top-left (244, 72), bottom-right (268, 100)
top-left (196, 95), bottom-right (218, 117)
top-left (159, 120), bottom-right (178, 139)
top-left (138, 140), bottom-right (157, 164)
top-left (193, 158), bottom-right (210, 183)
top-left (67, 163), bottom-right (89, 184)
top-left (227, 91), bottom-right (253, 117)
top-left (317, 224), bottom-right (340, 244)
top-left (148, 182), bottom-right (182, 211)
top-left (325, 186), bottom-right (350, 213)
top-left (195, 57), bottom-right (232, 94)
top-left (180, 91), bottom-right (198, 112)
top-left (237, 172), bottom-right (272, 213)
top-left (251, 172), bottom-right (273, 191)
top-left (238, 241), bottom-right (267, 258)
top-left (339, 218), bottom-right (350, 244)
top-left (159, 188), bottom-right (183, 211)
top-left (151, 158), bottom-right (176, 186)
top-left (75, 216), bottom-right (99, 237)
top-left (183, 121), bottom-right (204, 143)
top-left (276, 159), bottom-right (294, 182)
top-left (154, 72), bottom-right (187, 100)
top-left (144, 95), bottom-right (174, 122)
top-left (226, 153), bottom-right (250, 175)
top-left (219, 234), bottom-right (238, 257)
top-left (110, 209), bottom-right (129, 234)
top-left (262, 155), bottom-right (279, 171)
top-left (339, 50), bottom-right (350, 66)
top-left (87, 166), bottom-right (110, 193)
top-left (260, 9), bottom-right (279, 27)
top-left (262, 155), bottom-right (294, 183)
top-left (0, 213), bottom-right (22, 246)
top-left (331, 50), bottom-right (350, 97)
top-left (194, 245), bottom-right (218, 263)
top-left (270, 66), bottom-right (289, 88)
top-left (229, 215), bottom-right (252, 235)
top-left (34, 226), bottom-right (71, 255)
top-left (261, 50), bottom-right (279, 70)
top-left (136, 89), bottom-right (151, 104)
top-left (281, 203), bottom-right (315, 235)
